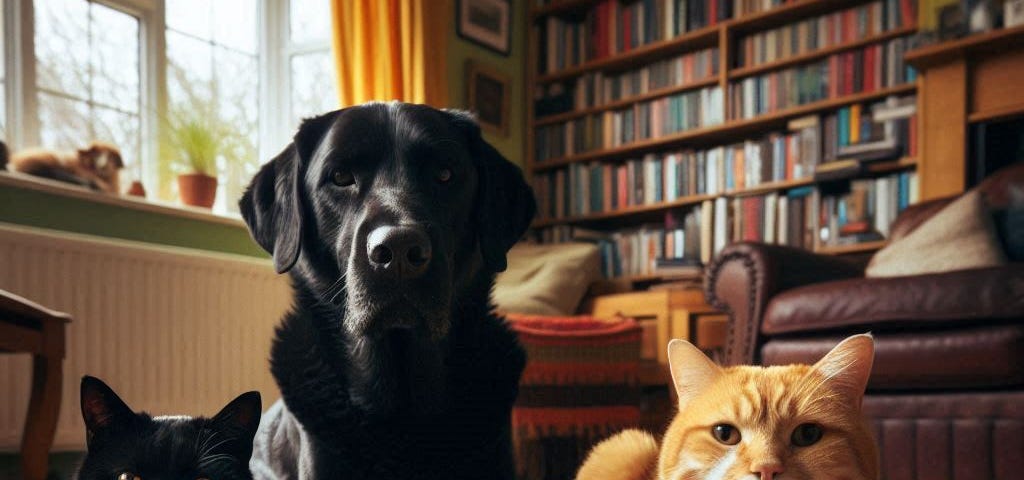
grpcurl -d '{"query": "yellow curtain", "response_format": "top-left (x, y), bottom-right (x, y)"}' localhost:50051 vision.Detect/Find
top-left (330, 0), bottom-right (450, 107)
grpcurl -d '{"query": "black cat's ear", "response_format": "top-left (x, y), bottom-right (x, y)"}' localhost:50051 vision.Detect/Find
top-left (210, 391), bottom-right (262, 459)
top-left (444, 109), bottom-right (536, 273)
top-left (80, 376), bottom-right (134, 447)
top-left (239, 110), bottom-right (340, 273)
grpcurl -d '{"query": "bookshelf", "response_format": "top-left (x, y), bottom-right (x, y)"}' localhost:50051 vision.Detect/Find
top-left (527, 0), bottom-right (921, 281)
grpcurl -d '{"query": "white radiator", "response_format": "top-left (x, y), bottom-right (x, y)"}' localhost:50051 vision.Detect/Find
top-left (0, 223), bottom-right (292, 451)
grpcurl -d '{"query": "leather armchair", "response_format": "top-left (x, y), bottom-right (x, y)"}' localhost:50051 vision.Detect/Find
top-left (705, 167), bottom-right (1024, 480)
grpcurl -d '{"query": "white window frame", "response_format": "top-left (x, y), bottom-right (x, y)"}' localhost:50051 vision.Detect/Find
top-left (2, 0), bottom-right (327, 200)
top-left (261, 0), bottom-right (335, 158)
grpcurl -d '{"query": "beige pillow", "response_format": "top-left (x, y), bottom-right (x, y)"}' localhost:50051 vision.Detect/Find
top-left (492, 242), bottom-right (602, 316)
top-left (867, 190), bottom-right (1008, 277)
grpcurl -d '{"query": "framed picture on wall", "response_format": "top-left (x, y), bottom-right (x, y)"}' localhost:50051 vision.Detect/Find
top-left (466, 61), bottom-right (510, 137)
top-left (456, 0), bottom-right (511, 55)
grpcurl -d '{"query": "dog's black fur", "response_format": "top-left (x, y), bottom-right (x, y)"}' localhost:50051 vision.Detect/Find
top-left (240, 102), bottom-right (535, 479)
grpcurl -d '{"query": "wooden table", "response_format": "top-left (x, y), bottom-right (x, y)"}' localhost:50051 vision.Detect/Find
top-left (584, 288), bottom-right (727, 367)
top-left (0, 290), bottom-right (69, 480)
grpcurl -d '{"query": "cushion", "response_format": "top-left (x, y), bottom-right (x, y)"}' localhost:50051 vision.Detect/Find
top-left (867, 190), bottom-right (1007, 277)
top-left (493, 242), bottom-right (602, 316)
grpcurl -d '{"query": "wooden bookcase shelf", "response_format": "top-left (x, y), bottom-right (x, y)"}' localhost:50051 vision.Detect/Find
top-left (904, 25), bottom-right (1024, 69)
top-left (533, 157), bottom-right (916, 228)
top-left (535, 77), bottom-right (720, 126)
top-left (532, 83), bottom-right (917, 172)
top-left (728, 26), bottom-right (918, 80)
top-left (536, 24), bottom-right (721, 84)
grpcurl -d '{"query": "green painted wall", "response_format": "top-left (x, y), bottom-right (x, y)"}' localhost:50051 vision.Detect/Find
top-left (446, 0), bottom-right (527, 167)
top-left (0, 185), bottom-right (267, 257)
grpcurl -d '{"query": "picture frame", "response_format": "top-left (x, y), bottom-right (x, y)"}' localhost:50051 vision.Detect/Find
top-left (456, 0), bottom-right (511, 56)
top-left (465, 61), bottom-right (511, 137)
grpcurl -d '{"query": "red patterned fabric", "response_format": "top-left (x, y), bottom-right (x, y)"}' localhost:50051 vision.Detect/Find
top-left (507, 314), bottom-right (643, 480)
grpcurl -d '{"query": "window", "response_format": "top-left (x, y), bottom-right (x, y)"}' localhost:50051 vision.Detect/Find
top-left (286, 0), bottom-right (337, 127)
top-left (165, 0), bottom-right (259, 212)
top-left (34, 0), bottom-right (142, 183)
top-left (1, 0), bottom-right (338, 215)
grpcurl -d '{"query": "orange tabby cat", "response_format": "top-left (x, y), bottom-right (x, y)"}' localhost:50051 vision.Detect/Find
top-left (577, 334), bottom-right (878, 480)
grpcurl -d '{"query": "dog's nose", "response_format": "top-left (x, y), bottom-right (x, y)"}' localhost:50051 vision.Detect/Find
top-left (366, 226), bottom-right (432, 279)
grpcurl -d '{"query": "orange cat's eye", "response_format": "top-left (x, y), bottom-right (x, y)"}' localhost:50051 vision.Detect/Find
top-left (711, 424), bottom-right (741, 445)
top-left (791, 423), bottom-right (823, 446)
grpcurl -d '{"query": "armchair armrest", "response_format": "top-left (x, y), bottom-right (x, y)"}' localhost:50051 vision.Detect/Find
top-left (704, 242), bottom-right (865, 366)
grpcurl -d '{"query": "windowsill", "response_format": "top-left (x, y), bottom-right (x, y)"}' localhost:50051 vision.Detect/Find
top-left (0, 171), bottom-right (246, 228)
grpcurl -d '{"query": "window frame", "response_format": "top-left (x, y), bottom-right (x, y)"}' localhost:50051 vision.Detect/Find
top-left (2, 0), bottom-right (331, 213)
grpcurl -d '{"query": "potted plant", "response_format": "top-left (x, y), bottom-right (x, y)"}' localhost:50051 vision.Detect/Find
top-left (161, 106), bottom-right (228, 208)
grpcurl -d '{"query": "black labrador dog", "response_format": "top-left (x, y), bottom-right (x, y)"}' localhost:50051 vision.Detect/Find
top-left (240, 102), bottom-right (535, 480)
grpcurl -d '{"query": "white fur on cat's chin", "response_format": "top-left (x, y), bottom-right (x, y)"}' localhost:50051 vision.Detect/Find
top-left (668, 449), bottom-right (745, 480)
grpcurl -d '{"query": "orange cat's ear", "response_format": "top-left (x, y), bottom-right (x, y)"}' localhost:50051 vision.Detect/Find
top-left (809, 334), bottom-right (875, 409)
top-left (667, 339), bottom-right (722, 409)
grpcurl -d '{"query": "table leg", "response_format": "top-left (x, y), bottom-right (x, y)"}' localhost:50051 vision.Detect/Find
top-left (20, 354), bottom-right (62, 480)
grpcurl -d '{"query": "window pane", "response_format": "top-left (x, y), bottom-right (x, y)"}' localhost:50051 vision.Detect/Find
top-left (165, 8), bottom-right (260, 213)
top-left (166, 31), bottom-right (214, 108)
top-left (290, 51), bottom-right (337, 127)
top-left (166, 0), bottom-right (212, 40)
top-left (35, 0), bottom-right (90, 99)
top-left (91, 4), bottom-right (140, 111)
top-left (35, 1), bottom-right (141, 170)
top-left (290, 0), bottom-right (331, 44)
top-left (38, 92), bottom-right (90, 150)
top-left (94, 107), bottom-right (140, 178)
top-left (213, 0), bottom-right (258, 53)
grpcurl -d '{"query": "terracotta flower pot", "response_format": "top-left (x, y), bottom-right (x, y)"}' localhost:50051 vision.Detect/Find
top-left (177, 173), bottom-right (218, 208)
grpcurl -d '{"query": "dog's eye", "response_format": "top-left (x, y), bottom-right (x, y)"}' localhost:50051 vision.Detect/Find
top-left (331, 170), bottom-right (355, 187)
top-left (116, 472), bottom-right (141, 480)
top-left (437, 167), bottom-right (453, 183)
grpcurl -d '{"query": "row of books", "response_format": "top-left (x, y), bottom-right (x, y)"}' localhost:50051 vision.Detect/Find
top-left (535, 172), bottom-right (918, 277)
top-left (537, 209), bottom-right (706, 277)
top-left (736, 0), bottom-right (917, 68)
top-left (820, 95), bottom-right (918, 167)
top-left (536, 0), bottom-right (731, 75)
top-left (533, 135), bottom-right (812, 220)
top-left (732, 0), bottom-right (797, 17)
top-left (535, 86), bottom-right (724, 162)
top-left (730, 38), bottom-right (916, 119)
top-left (571, 47), bottom-right (720, 111)
top-left (533, 96), bottom-right (917, 220)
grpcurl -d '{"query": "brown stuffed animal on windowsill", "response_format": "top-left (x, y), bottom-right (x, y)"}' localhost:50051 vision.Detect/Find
top-left (11, 141), bottom-right (124, 194)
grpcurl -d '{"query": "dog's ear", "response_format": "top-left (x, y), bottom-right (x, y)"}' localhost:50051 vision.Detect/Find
top-left (240, 110), bottom-right (340, 273)
top-left (445, 110), bottom-right (536, 272)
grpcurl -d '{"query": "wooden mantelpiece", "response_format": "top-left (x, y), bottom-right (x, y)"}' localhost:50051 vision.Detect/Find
top-left (906, 26), bottom-right (1024, 200)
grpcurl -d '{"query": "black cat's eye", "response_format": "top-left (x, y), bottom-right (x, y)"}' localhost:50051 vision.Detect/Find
top-left (116, 473), bottom-right (141, 480)
top-left (331, 170), bottom-right (355, 187)
top-left (791, 423), bottom-right (823, 446)
top-left (711, 424), bottom-right (741, 445)
top-left (437, 167), bottom-right (453, 183)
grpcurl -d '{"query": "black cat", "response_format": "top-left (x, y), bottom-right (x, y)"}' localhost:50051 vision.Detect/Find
top-left (76, 376), bottom-right (261, 480)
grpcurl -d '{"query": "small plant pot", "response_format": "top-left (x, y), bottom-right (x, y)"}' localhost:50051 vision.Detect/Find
top-left (177, 173), bottom-right (218, 208)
